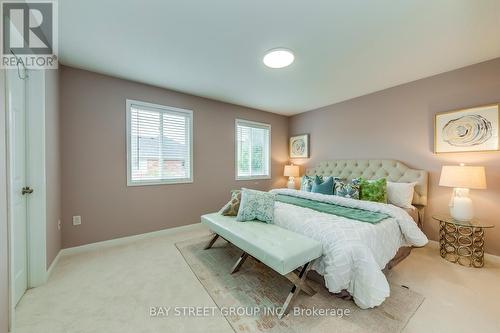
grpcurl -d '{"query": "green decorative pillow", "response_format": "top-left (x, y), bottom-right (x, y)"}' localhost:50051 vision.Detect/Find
top-left (236, 189), bottom-right (275, 223)
top-left (300, 175), bottom-right (314, 192)
top-left (221, 190), bottom-right (241, 216)
top-left (334, 178), bottom-right (360, 199)
top-left (359, 178), bottom-right (387, 203)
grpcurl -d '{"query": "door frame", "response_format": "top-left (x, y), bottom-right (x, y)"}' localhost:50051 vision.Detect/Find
top-left (25, 69), bottom-right (48, 287)
top-left (1, 69), bottom-right (12, 333)
top-left (3, 68), bottom-right (49, 331)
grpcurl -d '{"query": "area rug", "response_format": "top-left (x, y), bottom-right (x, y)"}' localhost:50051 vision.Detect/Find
top-left (175, 236), bottom-right (424, 333)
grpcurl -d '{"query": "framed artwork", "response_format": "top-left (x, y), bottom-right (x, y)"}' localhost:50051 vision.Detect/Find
top-left (434, 104), bottom-right (499, 153)
top-left (290, 134), bottom-right (309, 158)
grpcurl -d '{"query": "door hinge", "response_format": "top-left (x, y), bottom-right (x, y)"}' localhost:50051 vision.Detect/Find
top-left (21, 186), bottom-right (33, 195)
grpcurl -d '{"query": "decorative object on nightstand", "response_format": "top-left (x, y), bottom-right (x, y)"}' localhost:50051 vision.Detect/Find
top-left (284, 164), bottom-right (299, 189)
top-left (438, 164), bottom-right (486, 221)
top-left (433, 215), bottom-right (494, 268)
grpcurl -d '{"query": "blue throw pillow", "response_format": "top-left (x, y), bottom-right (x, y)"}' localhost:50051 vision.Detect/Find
top-left (311, 176), bottom-right (334, 195)
top-left (236, 189), bottom-right (275, 223)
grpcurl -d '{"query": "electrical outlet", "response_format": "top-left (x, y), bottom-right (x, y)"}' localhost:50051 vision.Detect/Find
top-left (58, 219), bottom-right (61, 230)
top-left (72, 216), bottom-right (82, 226)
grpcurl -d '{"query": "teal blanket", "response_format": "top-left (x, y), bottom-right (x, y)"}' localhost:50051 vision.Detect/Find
top-left (275, 194), bottom-right (389, 224)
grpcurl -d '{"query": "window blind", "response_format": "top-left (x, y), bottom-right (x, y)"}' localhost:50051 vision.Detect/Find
top-left (127, 100), bottom-right (193, 185)
top-left (236, 119), bottom-right (271, 179)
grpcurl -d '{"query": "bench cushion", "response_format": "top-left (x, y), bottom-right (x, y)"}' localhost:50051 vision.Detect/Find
top-left (201, 213), bottom-right (322, 275)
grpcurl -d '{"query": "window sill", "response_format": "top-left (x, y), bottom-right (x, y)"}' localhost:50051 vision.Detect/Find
top-left (127, 178), bottom-right (193, 186)
top-left (235, 176), bottom-right (272, 181)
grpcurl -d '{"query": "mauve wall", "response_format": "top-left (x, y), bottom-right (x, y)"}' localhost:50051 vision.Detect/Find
top-left (289, 57), bottom-right (500, 255)
top-left (60, 66), bottom-right (288, 248)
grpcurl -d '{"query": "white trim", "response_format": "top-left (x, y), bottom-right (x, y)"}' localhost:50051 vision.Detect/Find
top-left (46, 250), bottom-right (62, 280)
top-left (25, 69), bottom-right (48, 287)
top-left (236, 175), bottom-right (272, 181)
top-left (5, 69), bottom-right (50, 314)
top-left (125, 99), bottom-right (194, 186)
top-left (235, 118), bottom-right (272, 181)
top-left (1, 69), bottom-right (13, 332)
top-left (61, 223), bottom-right (203, 256)
top-left (126, 178), bottom-right (195, 186)
top-left (6, 70), bottom-right (17, 323)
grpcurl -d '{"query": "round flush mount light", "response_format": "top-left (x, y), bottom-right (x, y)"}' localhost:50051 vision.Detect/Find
top-left (263, 48), bottom-right (295, 68)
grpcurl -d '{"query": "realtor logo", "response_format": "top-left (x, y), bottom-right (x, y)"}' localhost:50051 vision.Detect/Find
top-left (1, 1), bottom-right (58, 69)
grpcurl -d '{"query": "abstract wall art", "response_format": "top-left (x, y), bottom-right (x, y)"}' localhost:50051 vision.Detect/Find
top-left (290, 134), bottom-right (309, 158)
top-left (435, 104), bottom-right (499, 153)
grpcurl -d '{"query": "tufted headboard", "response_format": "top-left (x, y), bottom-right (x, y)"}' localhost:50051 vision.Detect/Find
top-left (305, 159), bottom-right (428, 207)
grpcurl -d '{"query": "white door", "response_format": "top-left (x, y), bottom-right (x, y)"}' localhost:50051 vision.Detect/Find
top-left (6, 68), bottom-right (29, 306)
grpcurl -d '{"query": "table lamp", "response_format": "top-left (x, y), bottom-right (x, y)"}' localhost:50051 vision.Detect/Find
top-left (439, 164), bottom-right (487, 221)
top-left (284, 164), bottom-right (299, 189)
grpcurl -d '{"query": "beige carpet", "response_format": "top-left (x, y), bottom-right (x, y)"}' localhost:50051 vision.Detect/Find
top-left (176, 236), bottom-right (424, 333)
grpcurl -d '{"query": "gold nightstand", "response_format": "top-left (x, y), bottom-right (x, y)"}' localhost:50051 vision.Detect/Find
top-left (433, 215), bottom-right (494, 268)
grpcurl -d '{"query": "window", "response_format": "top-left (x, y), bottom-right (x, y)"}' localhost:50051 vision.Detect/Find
top-left (126, 100), bottom-right (193, 186)
top-left (235, 119), bottom-right (271, 180)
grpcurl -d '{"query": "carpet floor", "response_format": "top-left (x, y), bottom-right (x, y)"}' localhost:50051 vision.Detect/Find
top-left (14, 223), bottom-right (500, 333)
top-left (176, 236), bottom-right (424, 333)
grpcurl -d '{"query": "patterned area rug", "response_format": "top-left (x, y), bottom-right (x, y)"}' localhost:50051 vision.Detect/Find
top-left (176, 236), bottom-right (424, 333)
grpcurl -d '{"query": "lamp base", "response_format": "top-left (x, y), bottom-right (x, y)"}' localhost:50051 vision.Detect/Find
top-left (449, 188), bottom-right (473, 221)
top-left (287, 177), bottom-right (296, 189)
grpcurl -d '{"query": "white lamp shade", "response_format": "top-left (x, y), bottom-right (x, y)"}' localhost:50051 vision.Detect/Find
top-left (439, 165), bottom-right (487, 189)
top-left (284, 165), bottom-right (299, 177)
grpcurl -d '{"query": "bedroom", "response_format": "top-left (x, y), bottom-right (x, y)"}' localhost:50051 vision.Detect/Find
top-left (1, 0), bottom-right (500, 332)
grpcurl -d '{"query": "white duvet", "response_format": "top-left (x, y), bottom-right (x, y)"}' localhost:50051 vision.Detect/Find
top-left (270, 189), bottom-right (428, 309)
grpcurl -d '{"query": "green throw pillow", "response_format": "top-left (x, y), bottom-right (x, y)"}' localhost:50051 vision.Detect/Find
top-left (359, 178), bottom-right (387, 203)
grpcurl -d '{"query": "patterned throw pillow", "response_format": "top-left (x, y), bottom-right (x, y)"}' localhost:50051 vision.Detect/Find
top-left (221, 190), bottom-right (241, 216)
top-left (300, 176), bottom-right (314, 192)
top-left (334, 179), bottom-right (360, 199)
top-left (236, 189), bottom-right (275, 223)
top-left (311, 176), bottom-right (335, 195)
top-left (359, 178), bottom-right (387, 203)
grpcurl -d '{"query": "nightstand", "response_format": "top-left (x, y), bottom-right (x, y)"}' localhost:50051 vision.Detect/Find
top-left (433, 215), bottom-right (494, 268)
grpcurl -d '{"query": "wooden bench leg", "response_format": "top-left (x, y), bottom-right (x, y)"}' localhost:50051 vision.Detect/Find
top-left (230, 252), bottom-right (249, 274)
top-left (203, 234), bottom-right (219, 250)
top-left (279, 261), bottom-right (313, 319)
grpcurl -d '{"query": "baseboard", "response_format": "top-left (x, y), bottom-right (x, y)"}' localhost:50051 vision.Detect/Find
top-left (46, 249), bottom-right (62, 280)
top-left (426, 240), bottom-right (500, 265)
top-left (61, 223), bottom-right (206, 256)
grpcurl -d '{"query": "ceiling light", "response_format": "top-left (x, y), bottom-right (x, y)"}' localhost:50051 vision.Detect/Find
top-left (263, 48), bottom-right (295, 68)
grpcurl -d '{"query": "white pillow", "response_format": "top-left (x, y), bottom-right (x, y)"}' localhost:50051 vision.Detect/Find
top-left (387, 181), bottom-right (417, 209)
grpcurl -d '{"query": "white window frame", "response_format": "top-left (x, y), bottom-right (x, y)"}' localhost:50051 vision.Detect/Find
top-left (235, 118), bottom-right (271, 181)
top-left (126, 99), bottom-right (193, 186)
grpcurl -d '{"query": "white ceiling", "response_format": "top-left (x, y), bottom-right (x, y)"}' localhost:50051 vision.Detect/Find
top-left (59, 0), bottom-right (500, 116)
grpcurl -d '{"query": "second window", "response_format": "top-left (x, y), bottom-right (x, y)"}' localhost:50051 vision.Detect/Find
top-left (235, 119), bottom-right (271, 180)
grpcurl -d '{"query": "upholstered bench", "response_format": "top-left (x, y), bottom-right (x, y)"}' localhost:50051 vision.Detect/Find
top-left (201, 213), bottom-right (322, 318)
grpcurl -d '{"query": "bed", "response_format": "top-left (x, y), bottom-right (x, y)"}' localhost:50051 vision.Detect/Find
top-left (269, 159), bottom-right (429, 309)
